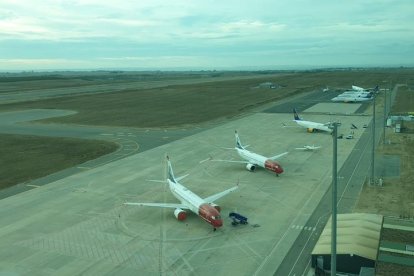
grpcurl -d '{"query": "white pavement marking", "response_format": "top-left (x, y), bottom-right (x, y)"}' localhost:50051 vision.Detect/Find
top-left (199, 158), bottom-right (210, 164)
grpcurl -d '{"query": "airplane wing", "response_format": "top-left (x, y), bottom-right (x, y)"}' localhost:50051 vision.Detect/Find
top-left (203, 186), bottom-right (238, 203)
top-left (211, 159), bottom-right (249, 164)
top-left (175, 174), bottom-right (189, 182)
top-left (269, 151), bottom-right (289, 160)
top-left (124, 202), bottom-right (189, 209)
top-left (296, 145), bottom-right (322, 150)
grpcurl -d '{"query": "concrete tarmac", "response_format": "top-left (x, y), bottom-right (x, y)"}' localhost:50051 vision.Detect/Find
top-left (0, 110), bottom-right (371, 275)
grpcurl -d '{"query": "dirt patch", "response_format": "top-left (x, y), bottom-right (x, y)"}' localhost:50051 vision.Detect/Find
top-left (376, 261), bottom-right (414, 276)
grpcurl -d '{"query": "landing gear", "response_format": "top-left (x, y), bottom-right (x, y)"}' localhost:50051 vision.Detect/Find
top-left (213, 228), bottom-right (217, 232)
top-left (276, 173), bottom-right (279, 177)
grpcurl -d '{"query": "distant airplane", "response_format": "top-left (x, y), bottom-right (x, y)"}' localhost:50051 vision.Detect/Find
top-left (352, 85), bottom-right (379, 92)
top-left (295, 145), bottom-right (322, 151)
top-left (341, 91), bottom-right (372, 96)
top-left (213, 131), bottom-right (288, 176)
top-left (124, 156), bottom-right (238, 230)
top-left (352, 85), bottom-right (366, 91)
top-left (331, 95), bottom-right (372, 103)
top-left (293, 108), bottom-right (333, 133)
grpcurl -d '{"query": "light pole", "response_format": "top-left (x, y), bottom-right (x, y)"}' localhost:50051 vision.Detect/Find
top-left (383, 85), bottom-right (387, 145)
top-left (331, 123), bottom-right (338, 276)
top-left (371, 93), bottom-right (376, 185)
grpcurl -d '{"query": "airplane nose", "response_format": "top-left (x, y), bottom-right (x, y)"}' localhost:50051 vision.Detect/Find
top-left (214, 219), bottom-right (223, 228)
top-left (277, 167), bottom-right (284, 174)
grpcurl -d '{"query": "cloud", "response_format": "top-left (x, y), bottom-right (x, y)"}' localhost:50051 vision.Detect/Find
top-left (0, 0), bottom-right (413, 70)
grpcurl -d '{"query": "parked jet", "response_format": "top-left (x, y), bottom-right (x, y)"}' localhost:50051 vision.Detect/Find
top-left (213, 131), bottom-right (288, 176)
top-left (295, 145), bottom-right (322, 151)
top-left (124, 156), bottom-right (238, 230)
top-left (293, 108), bottom-right (333, 133)
top-left (331, 95), bottom-right (372, 103)
top-left (341, 91), bottom-right (372, 96)
top-left (352, 85), bottom-right (379, 92)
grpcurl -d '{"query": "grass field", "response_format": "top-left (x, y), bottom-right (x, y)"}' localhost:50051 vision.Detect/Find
top-left (0, 134), bottom-right (118, 189)
top-left (391, 86), bottom-right (414, 113)
top-left (2, 69), bottom-right (412, 128)
top-left (355, 86), bottom-right (414, 275)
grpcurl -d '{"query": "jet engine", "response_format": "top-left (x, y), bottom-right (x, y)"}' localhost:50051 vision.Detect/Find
top-left (246, 163), bottom-right (256, 172)
top-left (210, 203), bottom-right (221, 212)
top-left (307, 128), bottom-right (315, 133)
top-left (174, 208), bottom-right (187, 221)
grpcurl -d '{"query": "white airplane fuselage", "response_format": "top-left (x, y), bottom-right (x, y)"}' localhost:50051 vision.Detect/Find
top-left (236, 148), bottom-right (283, 174)
top-left (168, 179), bottom-right (222, 227)
top-left (294, 119), bottom-right (332, 133)
top-left (331, 96), bottom-right (372, 103)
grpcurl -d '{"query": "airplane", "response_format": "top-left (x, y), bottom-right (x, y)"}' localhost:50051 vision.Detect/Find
top-left (352, 85), bottom-right (367, 92)
top-left (331, 95), bottom-right (373, 103)
top-left (213, 131), bottom-right (288, 176)
top-left (352, 85), bottom-right (379, 93)
top-left (340, 91), bottom-right (372, 96)
top-left (295, 145), bottom-right (322, 151)
top-left (124, 156), bottom-right (238, 230)
top-left (293, 108), bottom-right (333, 133)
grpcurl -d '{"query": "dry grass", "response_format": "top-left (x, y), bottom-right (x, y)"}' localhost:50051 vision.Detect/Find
top-left (2, 69), bottom-right (412, 128)
top-left (0, 134), bottom-right (118, 189)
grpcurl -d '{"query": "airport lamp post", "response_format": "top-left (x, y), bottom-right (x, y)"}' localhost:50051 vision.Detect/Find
top-left (331, 123), bottom-right (338, 276)
top-left (371, 93), bottom-right (376, 185)
top-left (383, 87), bottom-right (387, 145)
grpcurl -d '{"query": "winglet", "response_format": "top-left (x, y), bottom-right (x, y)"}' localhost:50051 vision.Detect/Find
top-left (166, 155), bottom-right (177, 183)
top-left (293, 108), bottom-right (301, 121)
top-left (235, 130), bottom-right (245, 150)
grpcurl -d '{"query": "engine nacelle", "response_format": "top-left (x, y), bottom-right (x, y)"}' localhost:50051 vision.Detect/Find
top-left (307, 128), bottom-right (315, 133)
top-left (210, 203), bottom-right (221, 212)
top-left (246, 163), bottom-right (256, 172)
top-left (174, 208), bottom-right (187, 221)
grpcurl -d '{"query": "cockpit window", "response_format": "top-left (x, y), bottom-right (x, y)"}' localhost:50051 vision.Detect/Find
top-left (212, 215), bottom-right (221, 220)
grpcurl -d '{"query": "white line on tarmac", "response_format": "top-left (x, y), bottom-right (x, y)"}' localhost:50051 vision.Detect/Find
top-left (199, 158), bottom-right (210, 164)
top-left (26, 184), bottom-right (40, 188)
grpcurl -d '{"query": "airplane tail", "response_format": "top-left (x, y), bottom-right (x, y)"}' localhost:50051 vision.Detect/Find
top-left (293, 108), bottom-right (301, 121)
top-left (166, 156), bottom-right (177, 183)
top-left (234, 131), bottom-right (245, 150)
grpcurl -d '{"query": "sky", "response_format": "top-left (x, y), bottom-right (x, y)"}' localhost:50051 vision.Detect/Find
top-left (0, 0), bottom-right (413, 71)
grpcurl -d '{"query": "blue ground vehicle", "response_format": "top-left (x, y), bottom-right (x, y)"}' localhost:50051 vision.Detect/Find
top-left (229, 212), bottom-right (248, 226)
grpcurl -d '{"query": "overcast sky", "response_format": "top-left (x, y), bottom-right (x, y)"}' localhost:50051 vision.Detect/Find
top-left (1, 0), bottom-right (413, 71)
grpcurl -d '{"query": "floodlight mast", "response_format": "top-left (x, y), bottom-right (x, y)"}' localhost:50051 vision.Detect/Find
top-left (331, 122), bottom-right (338, 276)
top-left (371, 93), bottom-right (376, 184)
